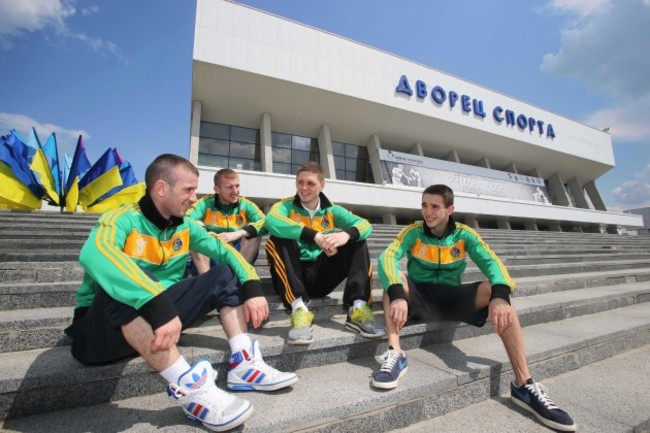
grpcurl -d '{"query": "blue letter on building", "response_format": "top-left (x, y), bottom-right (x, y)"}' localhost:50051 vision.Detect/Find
top-left (431, 86), bottom-right (446, 104)
top-left (493, 106), bottom-right (504, 122)
top-left (396, 75), bottom-right (413, 96)
top-left (461, 95), bottom-right (471, 112)
top-left (449, 91), bottom-right (459, 108)
top-left (473, 99), bottom-right (486, 118)
top-left (416, 80), bottom-right (427, 98)
top-left (547, 124), bottom-right (556, 138)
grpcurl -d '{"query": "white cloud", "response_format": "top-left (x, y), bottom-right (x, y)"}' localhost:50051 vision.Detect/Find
top-left (611, 163), bottom-right (650, 208)
top-left (0, 112), bottom-right (90, 156)
top-left (546, 0), bottom-right (612, 17)
top-left (542, 0), bottom-right (650, 142)
top-left (584, 94), bottom-right (650, 142)
top-left (0, 0), bottom-right (120, 59)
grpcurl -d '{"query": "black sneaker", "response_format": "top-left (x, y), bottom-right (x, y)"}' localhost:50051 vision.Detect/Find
top-left (511, 378), bottom-right (576, 431)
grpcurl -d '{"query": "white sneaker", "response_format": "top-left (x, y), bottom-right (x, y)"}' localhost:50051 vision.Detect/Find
top-left (167, 359), bottom-right (253, 432)
top-left (227, 339), bottom-right (299, 391)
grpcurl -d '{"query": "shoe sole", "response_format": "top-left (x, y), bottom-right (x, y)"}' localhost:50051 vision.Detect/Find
top-left (184, 401), bottom-right (254, 432)
top-left (371, 366), bottom-right (408, 390)
top-left (510, 395), bottom-right (577, 432)
top-left (227, 374), bottom-right (299, 392)
top-left (345, 322), bottom-right (386, 339)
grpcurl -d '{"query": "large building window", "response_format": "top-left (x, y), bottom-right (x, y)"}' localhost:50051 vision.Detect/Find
top-left (272, 132), bottom-right (320, 175)
top-left (332, 141), bottom-right (372, 183)
top-left (198, 122), bottom-right (261, 171)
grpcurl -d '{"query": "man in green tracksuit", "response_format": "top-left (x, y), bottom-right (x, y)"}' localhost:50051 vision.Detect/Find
top-left (372, 184), bottom-right (576, 432)
top-left (265, 161), bottom-right (385, 345)
top-left (65, 154), bottom-right (297, 432)
top-left (187, 168), bottom-right (266, 273)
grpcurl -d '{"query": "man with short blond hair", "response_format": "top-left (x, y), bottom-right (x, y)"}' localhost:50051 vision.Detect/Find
top-left (265, 161), bottom-right (385, 345)
top-left (187, 168), bottom-right (266, 274)
top-left (65, 154), bottom-right (297, 432)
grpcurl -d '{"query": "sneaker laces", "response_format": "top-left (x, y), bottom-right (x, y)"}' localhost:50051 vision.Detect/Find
top-left (525, 381), bottom-right (559, 410)
top-left (378, 350), bottom-right (400, 373)
top-left (290, 308), bottom-right (313, 328)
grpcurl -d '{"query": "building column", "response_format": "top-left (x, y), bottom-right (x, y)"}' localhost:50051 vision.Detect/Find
top-left (566, 177), bottom-right (590, 209)
top-left (318, 124), bottom-right (336, 179)
top-left (189, 100), bottom-right (202, 166)
top-left (548, 221), bottom-right (562, 232)
top-left (476, 156), bottom-right (491, 169)
top-left (497, 217), bottom-right (510, 230)
top-left (583, 180), bottom-right (608, 211)
top-left (505, 162), bottom-right (519, 174)
top-left (410, 142), bottom-right (424, 156)
top-left (547, 173), bottom-right (571, 206)
top-left (446, 150), bottom-right (460, 163)
top-left (464, 214), bottom-right (479, 229)
top-left (367, 134), bottom-right (395, 225)
top-left (260, 112), bottom-right (273, 173)
top-left (525, 220), bottom-right (538, 231)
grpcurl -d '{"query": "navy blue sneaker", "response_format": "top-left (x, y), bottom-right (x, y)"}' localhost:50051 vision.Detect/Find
top-left (511, 378), bottom-right (576, 431)
top-left (371, 346), bottom-right (408, 390)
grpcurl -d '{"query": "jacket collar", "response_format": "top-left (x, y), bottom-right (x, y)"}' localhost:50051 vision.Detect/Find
top-left (423, 215), bottom-right (457, 239)
top-left (138, 193), bottom-right (184, 230)
top-left (213, 195), bottom-right (239, 212)
top-left (293, 191), bottom-right (332, 209)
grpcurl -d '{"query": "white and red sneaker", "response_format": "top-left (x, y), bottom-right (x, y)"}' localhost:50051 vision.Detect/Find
top-left (227, 339), bottom-right (299, 391)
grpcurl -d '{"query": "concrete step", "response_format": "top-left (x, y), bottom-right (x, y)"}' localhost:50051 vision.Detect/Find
top-left (2, 265), bottom-right (650, 311)
top-left (1, 303), bottom-right (648, 429)
top-left (3, 278), bottom-right (649, 353)
top-left (387, 345), bottom-right (650, 433)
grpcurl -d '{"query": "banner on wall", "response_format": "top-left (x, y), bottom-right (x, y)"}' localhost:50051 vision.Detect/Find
top-left (378, 149), bottom-right (551, 204)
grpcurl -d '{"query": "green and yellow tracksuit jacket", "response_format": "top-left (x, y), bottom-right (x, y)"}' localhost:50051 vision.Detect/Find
top-left (265, 192), bottom-right (373, 262)
top-left (378, 216), bottom-right (515, 302)
top-left (186, 195), bottom-right (267, 238)
top-left (74, 194), bottom-right (262, 330)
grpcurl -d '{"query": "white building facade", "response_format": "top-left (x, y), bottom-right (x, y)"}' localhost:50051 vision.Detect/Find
top-left (190, 0), bottom-right (642, 232)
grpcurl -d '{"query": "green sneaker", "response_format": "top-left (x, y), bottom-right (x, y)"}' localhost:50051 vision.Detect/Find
top-left (288, 307), bottom-right (314, 345)
top-left (345, 304), bottom-right (386, 338)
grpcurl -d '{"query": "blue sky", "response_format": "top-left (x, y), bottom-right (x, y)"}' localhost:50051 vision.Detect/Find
top-left (1, 0), bottom-right (649, 211)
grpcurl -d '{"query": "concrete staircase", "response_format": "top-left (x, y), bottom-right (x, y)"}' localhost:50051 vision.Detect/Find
top-left (0, 210), bottom-right (649, 432)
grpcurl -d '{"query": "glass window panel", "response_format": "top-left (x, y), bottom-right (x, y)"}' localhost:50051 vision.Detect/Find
top-left (272, 147), bottom-right (291, 164)
top-left (292, 135), bottom-right (313, 151)
top-left (309, 151), bottom-right (320, 163)
top-left (230, 141), bottom-right (258, 159)
top-left (357, 146), bottom-right (369, 160)
top-left (345, 157), bottom-right (360, 172)
top-left (272, 132), bottom-right (292, 148)
top-left (200, 122), bottom-right (230, 140)
top-left (228, 158), bottom-right (257, 171)
top-left (333, 155), bottom-right (345, 169)
top-left (345, 143), bottom-right (359, 158)
top-left (199, 137), bottom-right (229, 156)
top-left (273, 162), bottom-right (292, 174)
top-left (230, 126), bottom-right (259, 144)
top-left (292, 150), bottom-right (311, 165)
top-left (335, 169), bottom-right (345, 180)
top-left (331, 141), bottom-right (345, 156)
top-left (290, 164), bottom-right (301, 175)
top-left (198, 153), bottom-right (229, 168)
top-left (346, 171), bottom-right (359, 182)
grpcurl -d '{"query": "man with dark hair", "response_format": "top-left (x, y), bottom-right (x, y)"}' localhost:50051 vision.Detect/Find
top-left (187, 168), bottom-right (266, 273)
top-left (372, 184), bottom-right (576, 432)
top-left (265, 161), bottom-right (385, 345)
top-left (65, 154), bottom-right (297, 432)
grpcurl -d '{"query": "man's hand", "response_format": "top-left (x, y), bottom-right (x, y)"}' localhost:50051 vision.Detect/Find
top-left (218, 230), bottom-right (247, 243)
top-left (151, 316), bottom-right (182, 352)
top-left (244, 296), bottom-right (269, 328)
top-left (390, 298), bottom-right (409, 329)
top-left (486, 298), bottom-right (513, 335)
top-left (319, 232), bottom-right (351, 256)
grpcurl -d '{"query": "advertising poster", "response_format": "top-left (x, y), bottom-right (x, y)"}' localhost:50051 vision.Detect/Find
top-left (379, 149), bottom-right (551, 204)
